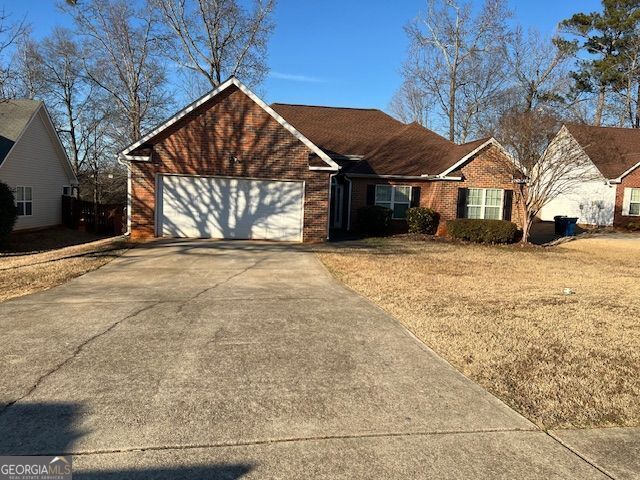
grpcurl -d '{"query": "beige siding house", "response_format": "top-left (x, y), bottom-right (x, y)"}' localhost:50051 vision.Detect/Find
top-left (0, 100), bottom-right (77, 231)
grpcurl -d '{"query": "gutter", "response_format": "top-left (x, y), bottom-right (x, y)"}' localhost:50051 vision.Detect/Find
top-left (344, 173), bottom-right (463, 181)
top-left (344, 176), bottom-right (352, 231)
top-left (116, 153), bottom-right (133, 236)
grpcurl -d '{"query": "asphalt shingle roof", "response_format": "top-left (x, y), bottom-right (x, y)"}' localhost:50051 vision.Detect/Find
top-left (0, 99), bottom-right (41, 166)
top-left (271, 103), bottom-right (491, 176)
top-left (565, 123), bottom-right (640, 179)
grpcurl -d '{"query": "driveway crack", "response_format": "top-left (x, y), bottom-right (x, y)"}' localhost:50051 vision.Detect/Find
top-left (177, 257), bottom-right (267, 313)
top-left (0, 302), bottom-right (161, 417)
top-left (34, 427), bottom-right (541, 457)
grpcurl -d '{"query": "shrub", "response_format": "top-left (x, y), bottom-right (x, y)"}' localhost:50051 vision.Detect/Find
top-left (626, 221), bottom-right (640, 232)
top-left (0, 182), bottom-right (17, 239)
top-left (357, 205), bottom-right (392, 235)
top-left (447, 219), bottom-right (520, 244)
top-left (407, 207), bottom-right (439, 234)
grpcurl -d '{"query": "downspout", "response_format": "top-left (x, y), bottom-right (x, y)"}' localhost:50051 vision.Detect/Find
top-left (327, 172), bottom-right (338, 241)
top-left (344, 176), bottom-right (353, 231)
top-left (117, 154), bottom-right (132, 236)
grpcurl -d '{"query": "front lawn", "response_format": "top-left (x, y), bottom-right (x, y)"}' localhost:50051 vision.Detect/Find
top-left (0, 229), bottom-right (130, 302)
top-left (317, 235), bottom-right (640, 429)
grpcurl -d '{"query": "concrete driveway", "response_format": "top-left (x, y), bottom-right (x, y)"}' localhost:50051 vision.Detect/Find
top-left (0, 241), bottom-right (609, 479)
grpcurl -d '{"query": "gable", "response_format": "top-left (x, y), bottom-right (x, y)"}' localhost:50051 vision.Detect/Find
top-left (123, 77), bottom-right (337, 171)
top-left (546, 127), bottom-right (605, 181)
top-left (151, 86), bottom-right (318, 172)
top-left (564, 124), bottom-right (640, 180)
top-left (0, 107), bottom-right (76, 184)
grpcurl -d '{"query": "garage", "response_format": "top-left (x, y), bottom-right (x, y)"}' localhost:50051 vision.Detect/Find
top-left (157, 175), bottom-right (305, 241)
top-left (120, 78), bottom-right (339, 242)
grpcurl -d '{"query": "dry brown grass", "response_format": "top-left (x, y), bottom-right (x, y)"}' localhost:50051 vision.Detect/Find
top-left (317, 235), bottom-right (640, 429)
top-left (0, 235), bottom-right (130, 302)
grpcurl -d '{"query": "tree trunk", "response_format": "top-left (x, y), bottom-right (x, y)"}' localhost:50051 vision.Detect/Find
top-left (448, 76), bottom-right (456, 142)
top-left (635, 82), bottom-right (640, 128)
top-left (594, 84), bottom-right (606, 126)
top-left (93, 173), bottom-right (99, 233)
top-left (521, 212), bottom-right (534, 244)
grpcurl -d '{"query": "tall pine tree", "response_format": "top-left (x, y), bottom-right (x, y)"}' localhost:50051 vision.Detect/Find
top-left (561, 0), bottom-right (640, 126)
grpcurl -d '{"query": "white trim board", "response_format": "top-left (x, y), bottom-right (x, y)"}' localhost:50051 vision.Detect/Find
top-left (119, 77), bottom-right (339, 172)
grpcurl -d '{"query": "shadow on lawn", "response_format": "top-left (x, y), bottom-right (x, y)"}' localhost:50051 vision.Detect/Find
top-left (1, 227), bottom-right (112, 256)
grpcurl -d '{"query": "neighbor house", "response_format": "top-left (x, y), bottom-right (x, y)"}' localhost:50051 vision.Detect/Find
top-left (539, 124), bottom-right (640, 227)
top-left (119, 77), bottom-right (522, 242)
top-left (0, 100), bottom-right (78, 231)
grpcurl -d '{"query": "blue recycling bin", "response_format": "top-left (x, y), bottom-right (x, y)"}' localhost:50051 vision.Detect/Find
top-left (565, 217), bottom-right (578, 236)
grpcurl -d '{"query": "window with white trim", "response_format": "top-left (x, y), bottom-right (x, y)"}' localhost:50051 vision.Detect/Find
top-left (466, 188), bottom-right (503, 220)
top-left (16, 186), bottom-right (33, 216)
top-left (630, 188), bottom-right (640, 216)
top-left (375, 185), bottom-right (411, 219)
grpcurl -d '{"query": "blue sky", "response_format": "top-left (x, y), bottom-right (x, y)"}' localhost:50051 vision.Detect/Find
top-left (8, 0), bottom-right (602, 109)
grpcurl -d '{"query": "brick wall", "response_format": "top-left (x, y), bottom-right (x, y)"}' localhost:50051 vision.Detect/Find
top-left (614, 167), bottom-right (640, 228)
top-left (128, 86), bottom-right (331, 242)
top-left (348, 145), bottom-right (524, 234)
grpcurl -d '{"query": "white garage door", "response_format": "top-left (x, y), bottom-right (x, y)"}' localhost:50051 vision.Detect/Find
top-left (158, 175), bottom-right (304, 241)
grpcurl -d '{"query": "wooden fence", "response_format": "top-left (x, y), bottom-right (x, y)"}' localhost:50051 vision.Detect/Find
top-left (62, 195), bottom-right (125, 235)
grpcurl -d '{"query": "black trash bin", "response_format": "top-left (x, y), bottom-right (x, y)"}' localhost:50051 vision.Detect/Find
top-left (554, 216), bottom-right (567, 235)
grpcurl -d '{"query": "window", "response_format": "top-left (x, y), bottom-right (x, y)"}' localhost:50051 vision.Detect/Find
top-left (375, 185), bottom-right (411, 219)
top-left (16, 186), bottom-right (33, 216)
top-left (630, 188), bottom-right (640, 216)
top-left (466, 188), bottom-right (503, 220)
top-left (63, 186), bottom-right (72, 196)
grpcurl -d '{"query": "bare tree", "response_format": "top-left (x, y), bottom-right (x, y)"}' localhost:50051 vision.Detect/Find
top-left (506, 28), bottom-right (576, 114)
top-left (404, 0), bottom-right (510, 141)
top-left (495, 110), bottom-right (599, 242)
top-left (21, 28), bottom-right (94, 174)
top-left (65, 0), bottom-right (170, 145)
top-left (455, 48), bottom-right (507, 142)
top-left (0, 8), bottom-right (28, 98)
top-left (151, 0), bottom-right (275, 91)
top-left (388, 79), bottom-right (431, 126)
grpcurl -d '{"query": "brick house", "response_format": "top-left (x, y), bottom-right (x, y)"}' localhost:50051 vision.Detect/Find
top-left (119, 77), bottom-right (522, 242)
top-left (539, 124), bottom-right (640, 228)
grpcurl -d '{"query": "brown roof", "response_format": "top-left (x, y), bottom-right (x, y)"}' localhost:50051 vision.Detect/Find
top-left (565, 123), bottom-right (640, 179)
top-left (348, 123), bottom-right (490, 176)
top-left (271, 103), bottom-right (406, 158)
top-left (271, 103), bottom-right (492, 176)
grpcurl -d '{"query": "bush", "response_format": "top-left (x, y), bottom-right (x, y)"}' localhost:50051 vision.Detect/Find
top-left (357, 205), bottom-right (392, 235)
top-left (407, 207), bottom-right (439, 234)
top-left (0, 182), bottom-right (17, 239)
top-left (626, 221), bottom-right (640, 232)
top-left (447, 219), bottom-right (520, 244)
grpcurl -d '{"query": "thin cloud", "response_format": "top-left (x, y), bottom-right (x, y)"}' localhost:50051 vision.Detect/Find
top-left (269, 71), bottom-right (328, 83)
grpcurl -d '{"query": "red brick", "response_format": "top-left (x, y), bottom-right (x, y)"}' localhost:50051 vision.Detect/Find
top-left (128, 86), bottom-right (331, 242)
top-left (348, 145), bottom-right (524, 234)
top-left (614, 167), bottom-right (640, 228)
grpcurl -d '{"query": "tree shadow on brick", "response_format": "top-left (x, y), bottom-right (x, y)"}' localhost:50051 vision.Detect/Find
top-left (128, 85), bottom-right (331, 242)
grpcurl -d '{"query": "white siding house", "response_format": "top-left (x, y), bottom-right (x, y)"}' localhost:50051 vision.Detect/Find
top-left (0, 100), bottom-right (77, 231)
top-left (539, 124), bottom-right (640, 227)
